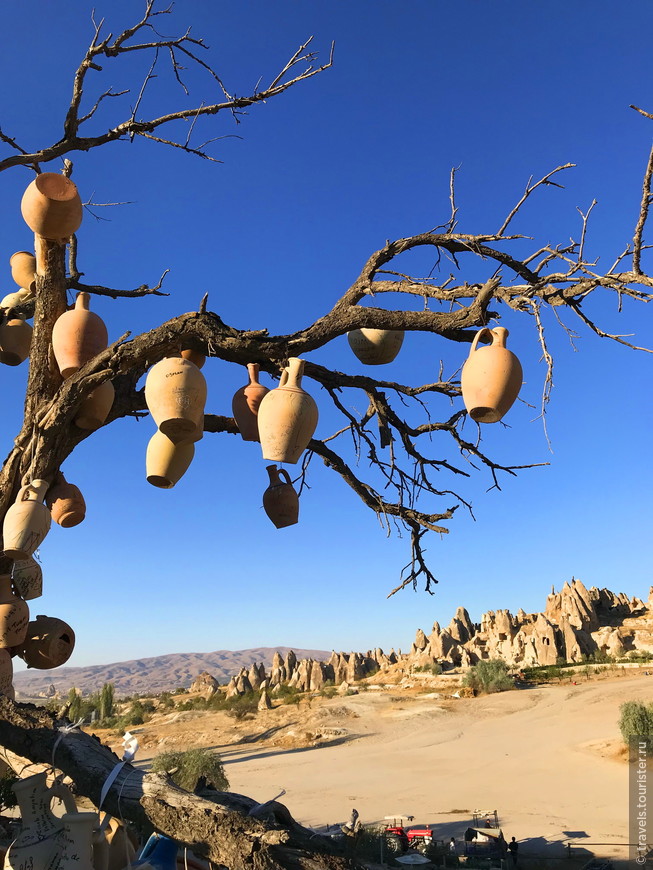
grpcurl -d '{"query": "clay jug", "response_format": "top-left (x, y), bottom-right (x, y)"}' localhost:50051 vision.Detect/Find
top-left (95, 816), bottom-right (135, 870)
top-left (3, 480), bottom-right (51, 561)
top-left (4, 772), bottom-right (77, 870)
top-left (0, 575), bottom-right (29, 648)
top-left (74, 380), bottom-right (114, 430)
top-left (20, 172), bottom-right (83, 240)
top-left (18, 615), bottom-right (75, 669)
top-left (263, 465), bottom-right (299, 529)
top-left (52, 293), bottom-right (108, 379)
top-left (0, 315), bottom-right (32, 366)
top-left (144, 356), bottom-right (207, 444)
top-left (347, 328), bottom-right (404, 365)
top-left (9, 252), bottom-right (37, 292)
top-left (1, 289), bottom-right (35, 311)
top-left (146, 431), bottom-right (195, 489)
top-left (461, 327), bottom-right (523, 423)
top-left (58, 812), bottom-right (97, 870)
top-left (46, 473), bottom-right (86, 528)
top-left (12, 558), bottom-right (43, 601)
top-left (0, 648), bottom-right (13, 698)
top-left (181, 348), bottom-right (205, 369)
top-left (257, 358), bottom-right (318, 464)
top-left (232, 363), bottom-right (270, 442)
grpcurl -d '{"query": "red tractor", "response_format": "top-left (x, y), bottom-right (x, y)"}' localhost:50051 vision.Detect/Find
top-left (383, 817), bottom-right (437, 855)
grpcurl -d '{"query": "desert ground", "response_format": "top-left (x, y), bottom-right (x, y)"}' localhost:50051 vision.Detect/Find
top-left (96, 668), bottom-right (653, 865)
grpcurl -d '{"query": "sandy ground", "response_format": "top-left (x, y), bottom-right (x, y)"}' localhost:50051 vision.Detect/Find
top-left (112, 670), bottom-right (653, 864)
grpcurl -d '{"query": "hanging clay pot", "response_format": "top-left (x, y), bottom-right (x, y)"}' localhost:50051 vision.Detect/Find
top-left (52, 292), bottom-right (108, 378)
top-left (17, 614), bottom-right (75, 669)
top-left (0, 315), bottom-right (32, 366)
top-left (12, 557), bottom-right (42, 601)
top-left (257, 358), bottom-right (318, 464)
top-left (2, 479), bottom-right (51, 561)
top-left (9, 251), bottom-right (37, 291)
top-left (232, 363), bottom-right (270, 442)
top-left (1, 288), bottom-right (35, 310)
top-left (46, 472), bottom-right (86, 528)
top-left (347, 328), bottom-right (404, 365)
top-left (74, 380), bottom-right (115, 430)
top-left (263, 465), bottom-right (299, 529)
top-left (181, 348), bottom-right (205, 369)
top-left (4, 772), bottom-right (77, 870)
top-left (0, 648), bottom-right (13, 699)
top-left (0, 574), bottom-right (29, 648)
top-left (58, 812), bottom-right (98, 870)
top-left (144, 356), bottom-right (207, 444)
top-left (20, 172), bottom-right (83, 240)
top-left (461, 326), bottom-right (523, 423)
top-left (146, 431), bottom-right (195, 489)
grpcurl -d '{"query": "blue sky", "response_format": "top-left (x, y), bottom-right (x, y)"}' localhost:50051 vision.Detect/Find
top-left (1, 1), bottom-right (652, 669)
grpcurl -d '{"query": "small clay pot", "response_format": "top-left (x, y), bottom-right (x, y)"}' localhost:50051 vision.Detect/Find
top-left (2, 480), bottom-right (51, 561)
top-left (146, 431), bottom-right (195, 489)
top-left (232, 363), bottom-right (269, 442)
top-left (11, 558), bottom-right (43, 601)
top-left (9, 251), bottom-right (37, 291)
top-left (52, 292), bottom-right (108, 378)
top-left (257, 358), bottom-right (318, 464)
top-left (17, 615), bottom-right (75, 669)
top-left (461, 327), bottom-right (523, 423)
top-left (46, 472), bottom-right (86, 528)
top-left (74, 380), bottom-right (114, 430)
top-left (263, 465), bottom-right (299, 529)
top-left (144, 356), bottom-right (207, 444)
top-left (347, 328), bottom-right (404, 365)
top-left (1, 288), bottom-right (34, 310)
top-left (20, 172), bottom-right (83, 240)
top-left (181, 348), bottom-right (205, 369)
top-left (0, 574), bottom-right (29, 648)
top-left (0, 315), bottom-right (32, 366)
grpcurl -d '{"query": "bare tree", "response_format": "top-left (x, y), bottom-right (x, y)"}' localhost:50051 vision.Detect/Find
top-left (1, 4), bottom-right (653, 868)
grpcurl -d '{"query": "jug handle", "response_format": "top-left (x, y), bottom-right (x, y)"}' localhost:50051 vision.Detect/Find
top-left (50, 778), bottom-right (78, 814)
top-left (278, 469), bottom-right (293, 486)
top-left (468, 327), bottom-right (494, 357)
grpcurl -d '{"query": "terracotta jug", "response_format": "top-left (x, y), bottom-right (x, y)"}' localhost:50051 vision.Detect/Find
top-left (58, 812), bottom-right (98, 870)
top-left (257, 358), bottom-right (318, 464)
top-left (74, 380), bottom-right (114, 430)
top-left (146, 431), bottom-right (195, 489)
top-left (144, 356), bottom-right (207, 444)
top-left (20, 172), bottom-right (83, 240)
top-left (263, 465), bottom-right (299, 529)
top-left (1, 289), bottom-right (35, 311)
top-left (0, 648), bottom-right (14, 698)
top-left (12, 558), bottom-right (43, 601)
top-left (0, 315), bottom-right (32, 366)
top-left (18, 614), bottom-right (75, 669)
top-left (347, 328), bottom-right (404, 365)
top-left (52, 293), bottom-right (108, 379)
top-left (232, 363), bottom-right (270, 442)
top-left (181, 348), bottom-right (205, 369)
top-left (95, 815), bottom-right (135, 870)
top-left (0, 575), bottom-right (29, 648)
top-left (46, 473), bottom-right (86, 528)
top-left (3, 479), bottom-right (51, 561)
top-left (9, 252), bottom-right (37, 291)
top-left (4, 772), bottom-right (77, 870)
top-left (461, 326), bottom-right (523, 423)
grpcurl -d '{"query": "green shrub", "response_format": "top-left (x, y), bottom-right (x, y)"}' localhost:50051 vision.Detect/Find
top-left (619, 701), bottom-right (653, 750)
top-left (414, 663), bottom-right (443, 675)
top-left (151, 748), bottom-right (229, 792)
top-left (223, 692), bottom-right (259, 719)
top-left (463, 659), bottom-right (513, 694)
top-left (158, 692), bottom-right (175, 709)
top-left (275, 684), bottom-right (302, 705)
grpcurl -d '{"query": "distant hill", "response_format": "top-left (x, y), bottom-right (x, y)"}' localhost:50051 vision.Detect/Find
top-left (12, 646), bottom-right (331, 698)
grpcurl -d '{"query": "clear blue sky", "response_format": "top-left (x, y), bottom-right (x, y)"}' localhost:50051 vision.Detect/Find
top-left (1, 1), bottom-right (652, 668)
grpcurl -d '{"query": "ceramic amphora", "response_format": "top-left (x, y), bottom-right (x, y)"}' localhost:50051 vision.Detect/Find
top-left (74, 380), bottom-right (114, 431)
top-left (0, 575), bottom-right (29, 648)
top-left (20, 172), bottom-right (83, 240)
top-left (0, 648), bottom-right (14, 698)
top-left (52, 293), bottom-right (108, 379)
top-left (4, 772), bottom-right (77, 870)
top-left (347, 328), bottom-right (404, 365)
top-left (146, 431), bottom-right (195, 489)
top-left (257, 358), bottom-right (318, 464)
top-left (94, 815), bottom-right (135, 870)
top-left (181, 348), bottom-right (205, 369)
top-left (46, 473), bottom-right (86, 528)
top-left (17, 614), bottom-right (75, 669)
top-left (2, 480), bottom-right (51, 561)
top-left (232, 363), bottom-right (269, 442)
top-left (0, 316), bottom-right (32, 366)
top-left (11, 558), bottom-right (43, 601)
top-left (263, 465), bottom-right (299, 528)
top-left (461, 326), bottom-right (523, 423)
top-left (144, 356), bottom-right (207, 444)
top-left (58, 812), bottom-right (98, 870)
top-left (0, 289), bottom-right (34, 311)
top-left (9, 252), bottom-right (37, 292)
